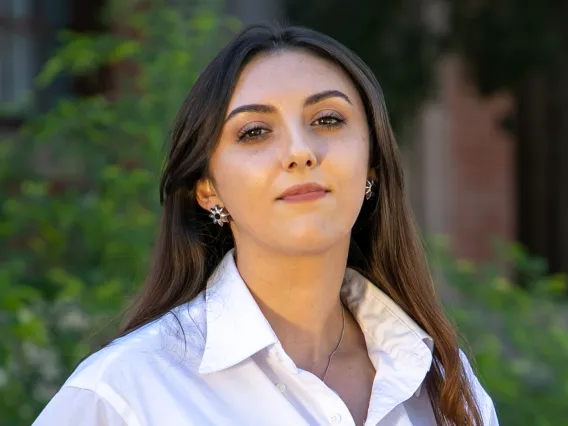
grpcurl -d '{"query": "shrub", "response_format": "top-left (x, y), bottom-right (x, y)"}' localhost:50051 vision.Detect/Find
top-left (429, 236), bottom-right (568, 425)
top-left (0, 1), bottom-right (237, 424)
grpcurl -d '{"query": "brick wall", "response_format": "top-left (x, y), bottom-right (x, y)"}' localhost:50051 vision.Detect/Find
top-left (410, 55), bottom-right (517, 263)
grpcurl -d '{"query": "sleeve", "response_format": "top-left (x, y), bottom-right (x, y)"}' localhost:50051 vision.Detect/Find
top-left (460, 350), bottom-right (499, 426)
top-left (469, 372), bottom-right (499, 426)
top-left (32, 386), bottom-right (129, 426)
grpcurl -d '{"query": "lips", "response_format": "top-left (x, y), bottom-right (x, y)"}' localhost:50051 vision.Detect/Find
top-left (277, 182), bottom-right (330, 201)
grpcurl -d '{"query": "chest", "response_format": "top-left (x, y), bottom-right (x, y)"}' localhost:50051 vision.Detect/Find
top-left (325, 351), bottom-right (375, 426)
top-left (123, 352), bottom-right (436, 426)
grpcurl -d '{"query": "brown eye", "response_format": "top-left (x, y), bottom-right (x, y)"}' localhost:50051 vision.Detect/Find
top-left (312, 113), bottom-right (345, 129)
top-left (237, 126), bottom-right (271, 142)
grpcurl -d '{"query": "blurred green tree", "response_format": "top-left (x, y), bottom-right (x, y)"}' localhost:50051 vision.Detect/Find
top-left (450, 0), bottom-right (562, 94)
top-left (429, 237), bottom-right (568, 425)
top-left (287, 0), bottom-right (564, 128)
top-left (0, 1), bottom-right (237, 424)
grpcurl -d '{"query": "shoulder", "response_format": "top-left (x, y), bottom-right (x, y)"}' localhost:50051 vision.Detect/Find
top-left (33, 387), bottom-right (127, 426)
top-left (35, 297), bottom-right (210, 425)
top-left (65, 294), bottom-right (208, 394)
top-left (459, 350), bottom-right (499, 426)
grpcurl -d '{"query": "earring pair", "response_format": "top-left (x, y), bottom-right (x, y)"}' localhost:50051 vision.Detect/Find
top-left (208, 179), bottom-right (375, 226)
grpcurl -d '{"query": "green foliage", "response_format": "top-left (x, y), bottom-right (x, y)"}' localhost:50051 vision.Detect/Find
top-left (288, 0), bottom-right (565, 125)
top-left (0, 1), bottom-right (237, 424)
top-left (429, 237), bottom-right (568, 425)
top-left (449, 0), bottom-right (563, 94)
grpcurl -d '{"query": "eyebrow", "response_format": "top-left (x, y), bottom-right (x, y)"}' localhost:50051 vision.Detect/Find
top-left (224, 90), bottom-right (352, 123)
top-left (225, 104), bottom-right (276, 123)
top-left (304, 90), bottom-right (352, 107)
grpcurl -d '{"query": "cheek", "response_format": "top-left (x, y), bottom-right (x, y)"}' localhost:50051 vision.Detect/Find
top-left (327, 135), bottom-right (369, 223)
top-left (213, 148), bottom-right (274, 209)
top-left (331, 133), bottom-right (369, 184)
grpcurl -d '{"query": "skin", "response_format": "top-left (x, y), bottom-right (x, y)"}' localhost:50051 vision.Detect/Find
top-left (195, 49), bottom-right (375, 425)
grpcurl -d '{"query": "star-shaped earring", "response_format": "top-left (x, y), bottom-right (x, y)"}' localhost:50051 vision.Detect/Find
top-left (365, 179), bottom-right (375, 200)
top-left (209, 204), bottom-right (230, 226)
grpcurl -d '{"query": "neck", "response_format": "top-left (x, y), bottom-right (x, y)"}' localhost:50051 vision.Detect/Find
top-left (234, 238), bottom-right (349, 374)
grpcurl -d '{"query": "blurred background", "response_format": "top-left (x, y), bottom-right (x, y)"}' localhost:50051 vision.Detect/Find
top-left (1, 0), bottom-right (567, 424)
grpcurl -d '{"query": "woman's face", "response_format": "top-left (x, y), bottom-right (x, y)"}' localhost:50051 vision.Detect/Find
top-left (197, 49), bottom-right (370, 255)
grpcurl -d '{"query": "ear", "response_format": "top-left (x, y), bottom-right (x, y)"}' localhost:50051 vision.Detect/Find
top-left (195, 177), bottom-right (222, 212)
top-left (367, 167), bottom-right (377, 181)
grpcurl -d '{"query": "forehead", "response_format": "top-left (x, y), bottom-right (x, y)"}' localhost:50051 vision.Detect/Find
top-left (228, 49), bottom-right (361, 108)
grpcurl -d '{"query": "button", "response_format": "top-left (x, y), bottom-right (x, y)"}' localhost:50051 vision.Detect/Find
top-left (276, 383), bottom-right (286, 392)
top-left (329, 413), bottom-right (342, 424)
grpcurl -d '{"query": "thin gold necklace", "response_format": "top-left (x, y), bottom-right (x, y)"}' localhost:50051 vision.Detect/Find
top-left (322, 302), bottom-right (345, 383)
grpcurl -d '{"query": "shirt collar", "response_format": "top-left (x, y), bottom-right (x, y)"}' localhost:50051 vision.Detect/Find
top-left (341, 268), bottom-right (434, 402)
top-left (198, 249), bottom-right (278, 374)
top-left (341, 267), bottom-right (433, 359)
top-left (198, 250), bottom-right (434, 395)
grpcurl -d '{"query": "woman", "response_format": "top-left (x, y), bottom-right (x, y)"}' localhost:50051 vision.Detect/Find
top-left (33, 24), bottom-right (498, 426)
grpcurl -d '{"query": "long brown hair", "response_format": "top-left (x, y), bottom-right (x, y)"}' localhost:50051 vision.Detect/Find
top-left (117, 24), bottom-right (484, 426)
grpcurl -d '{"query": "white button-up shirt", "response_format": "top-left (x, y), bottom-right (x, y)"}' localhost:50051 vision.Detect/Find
top-left (33, 250), bottom-right (498, 426)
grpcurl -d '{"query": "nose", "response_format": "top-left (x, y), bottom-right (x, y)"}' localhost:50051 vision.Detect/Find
top-left (281, 128), bottom-right (318, 171)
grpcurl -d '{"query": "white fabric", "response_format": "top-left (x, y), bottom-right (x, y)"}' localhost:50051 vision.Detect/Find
top-left (33, 250), bottom-right (498, 426)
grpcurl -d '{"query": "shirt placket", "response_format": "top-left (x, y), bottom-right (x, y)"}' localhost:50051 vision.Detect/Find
top-left (268, 345), bottom-right (356, 426)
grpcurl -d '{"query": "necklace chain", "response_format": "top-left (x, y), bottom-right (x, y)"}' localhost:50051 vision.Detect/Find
top-left (322, 302), bottom-right (345, 383)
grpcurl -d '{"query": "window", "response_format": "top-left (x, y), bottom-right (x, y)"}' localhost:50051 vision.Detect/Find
top-left (0, 0), bottom-right (72, 128)
top-left (0, 0), bottom-right (39, 125)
